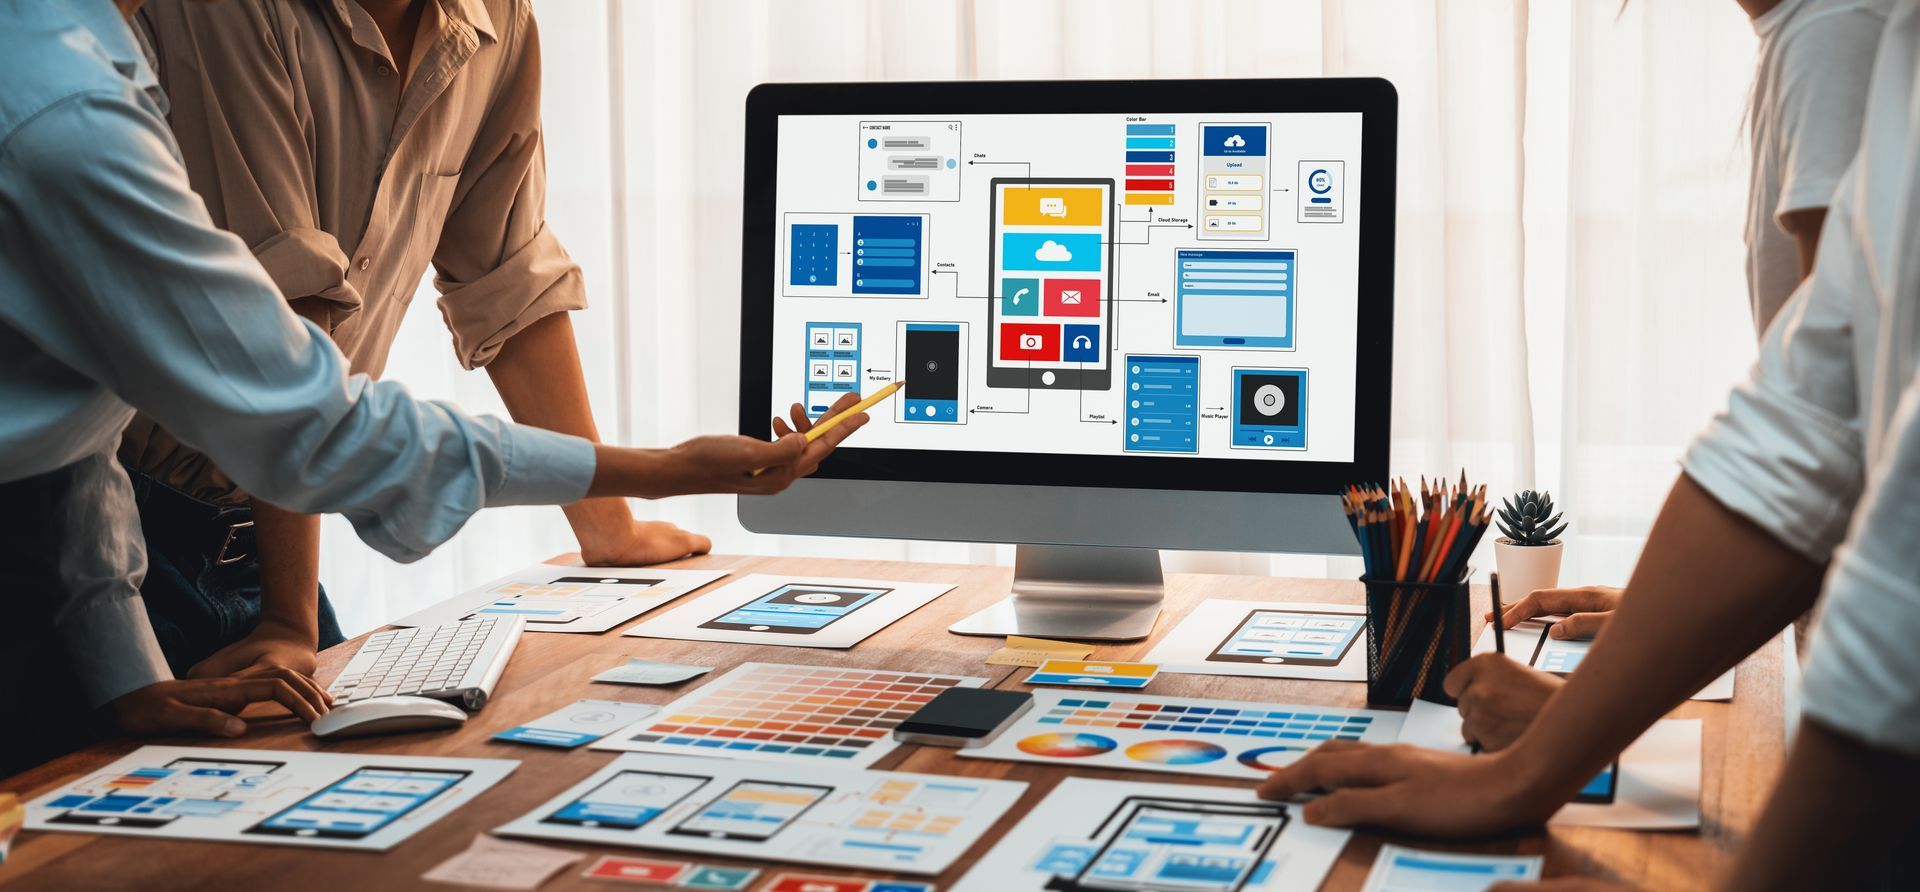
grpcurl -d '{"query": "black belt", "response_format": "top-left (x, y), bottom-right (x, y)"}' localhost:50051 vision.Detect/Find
top-left (128, 471), bottom-right (257, 567)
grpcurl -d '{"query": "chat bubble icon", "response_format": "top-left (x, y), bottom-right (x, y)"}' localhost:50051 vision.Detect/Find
top-left (1038, 197), bottom-right (1067, 217)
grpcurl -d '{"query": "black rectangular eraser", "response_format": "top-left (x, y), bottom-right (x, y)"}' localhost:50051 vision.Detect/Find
top-left (896, 687), bottom-right (1033, 738)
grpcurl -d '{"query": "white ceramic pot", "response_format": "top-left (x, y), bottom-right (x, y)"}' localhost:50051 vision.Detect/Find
top-left (1493, 538), bottom-right (1564, 603)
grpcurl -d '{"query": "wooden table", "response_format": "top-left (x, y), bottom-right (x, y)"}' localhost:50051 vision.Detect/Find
top-left (0, 554), bottom-right (1785, 890)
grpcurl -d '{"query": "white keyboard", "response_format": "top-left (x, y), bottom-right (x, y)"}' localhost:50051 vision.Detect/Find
top-left (327, 616), bottom-right (523, 711)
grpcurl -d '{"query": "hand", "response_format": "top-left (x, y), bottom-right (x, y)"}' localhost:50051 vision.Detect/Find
top-left (575, 508), bottom-right (713, 566)
top-left (1445, 654), bottom-right (1563, 752)
top-left (111, 670), bottom-right (331, 738)
top-left (663, 392), bottom-right (868, 495)
top-left (769, 390), bottom-right (868, 478)
top-left (1255, 740), bottom-right (1555, 837)
top-left (187, 621), bottom-right (318, 679)
top-left (1486, 585), bottom-right (1622, 640)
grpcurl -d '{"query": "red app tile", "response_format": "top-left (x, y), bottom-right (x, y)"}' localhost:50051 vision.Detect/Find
top-left (585, 856), bottom-right (692, 883)
top-left (1126, 164), bottom-right (1175, 177)
top-left (767, 874), bottom-right (870, 892)
top-left (1044, 279), bottom-right (1101, 317)
top-left (999, 323), bottom-right (1061, 361)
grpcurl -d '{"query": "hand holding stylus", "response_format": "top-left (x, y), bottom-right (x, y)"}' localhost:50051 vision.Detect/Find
top-left (585, 389), bottom-right (870, 499)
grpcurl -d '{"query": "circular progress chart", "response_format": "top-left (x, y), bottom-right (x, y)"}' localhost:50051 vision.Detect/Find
top-left (966, 691), bottom-right (1406, 779)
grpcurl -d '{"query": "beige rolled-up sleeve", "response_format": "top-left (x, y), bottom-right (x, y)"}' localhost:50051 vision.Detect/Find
top-left (136, 0), bottom-right (364, 333)
top-left (432, 5), bottom-right (585, 369)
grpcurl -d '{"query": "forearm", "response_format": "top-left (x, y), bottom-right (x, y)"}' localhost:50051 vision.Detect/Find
top-left (1722, 718), bottom-right (1920, 891)
top-left (1504, 473), bottom-right (1823, 799)
top-left (484, 312), bottom-right (629, 531)
top-left (249, 500), bottom-right (320, 645)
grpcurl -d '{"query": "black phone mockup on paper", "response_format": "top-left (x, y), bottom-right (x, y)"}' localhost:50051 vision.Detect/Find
top-left (696, 584), bottom-right (890, 634)
top-left (244, 767), bottom-right (470, 840)
top-left (1206, 609), bottom-right (1365, 667)
top-left (542, 770), bottom-right (709, 830)
top-left (892, 687), bottom-right (1034, 748)
top-left (666, 780), bottom-right (832, 841)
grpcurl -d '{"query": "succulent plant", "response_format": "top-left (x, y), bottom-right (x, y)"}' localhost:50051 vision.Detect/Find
top-left (1497, 489), bottom-right (1566, 546)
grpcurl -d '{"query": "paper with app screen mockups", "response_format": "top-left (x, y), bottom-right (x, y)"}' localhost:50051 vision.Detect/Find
top-left (390, 562), bottom-right (730, 634)
top-left (495, 752), bottom-right (1024, 876)
top-left (951, 776), bottom-right (1349, 892)
top-left (1476, 619), bottom-right (1734, 701)
top-left (622, 573), bottom-right (954, 649)
top-left (1146, 599), bottom-right (1368, 682)
top-left (22, 746), bottom-right (515, 851)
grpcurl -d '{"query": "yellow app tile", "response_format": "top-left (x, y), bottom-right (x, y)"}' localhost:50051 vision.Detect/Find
top-left (1000, 187), bottom-right (1105, 226)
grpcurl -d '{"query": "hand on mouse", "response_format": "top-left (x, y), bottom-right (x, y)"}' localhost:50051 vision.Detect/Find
top-left (112, 670), bottom-right (331, 738)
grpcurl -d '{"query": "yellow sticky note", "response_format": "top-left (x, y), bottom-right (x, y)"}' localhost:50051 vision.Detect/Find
top-left (987, 635), bottom-right (1095, 667)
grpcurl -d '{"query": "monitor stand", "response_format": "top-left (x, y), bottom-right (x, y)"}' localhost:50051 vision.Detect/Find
top-left (948, 544), bottom-right (1164, 641)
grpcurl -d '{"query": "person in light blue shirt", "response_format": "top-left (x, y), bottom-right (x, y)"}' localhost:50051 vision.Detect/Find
top-left (0, 0), bottom-right (865, 774)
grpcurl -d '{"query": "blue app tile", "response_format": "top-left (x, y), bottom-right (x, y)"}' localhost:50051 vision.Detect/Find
top-left (1002, 276), bottom-right (1040, 316)
top-left (1001, 232), bottom-right (1102, 273)
top-left (1062, 325), bottom-right (1101, 362)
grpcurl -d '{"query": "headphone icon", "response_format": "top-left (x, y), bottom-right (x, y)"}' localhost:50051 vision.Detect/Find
top-left (1072, 335), bottom-right (1092, 349)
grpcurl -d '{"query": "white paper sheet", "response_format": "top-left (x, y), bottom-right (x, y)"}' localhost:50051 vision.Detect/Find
top-left (621, 574), bottom-right (955, 649)
top-left (951, 777), bottom-right (1350, 892)
top-left (495, 752), bottom-right (1025, 876)
top-left (1146, 600), bottom-right (1368, 682)
top-left (958, 689), bottom-right (1404, 780)
top-left (391, 562), bottom-right (730, 634)
top-left (23, 746), bottom-right (516, 851)
top-left (593, 658), bottom-right (713, 686)
top-left (1475, 619), bottom-right (1734, 701)
top-left (1360, 844), bottom-right (1541, 892)
top-left (593, 662), bottom-right (987, 768)
top-left (1397, 699), bottom-right (1702, 829)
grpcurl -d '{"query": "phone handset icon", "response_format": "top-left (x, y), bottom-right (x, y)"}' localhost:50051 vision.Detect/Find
top-left (1011, 287), bottom-right (1030, 306)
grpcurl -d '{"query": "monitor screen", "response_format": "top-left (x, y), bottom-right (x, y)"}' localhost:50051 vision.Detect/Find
top-left (742, 80), bottom-right (1394, 496)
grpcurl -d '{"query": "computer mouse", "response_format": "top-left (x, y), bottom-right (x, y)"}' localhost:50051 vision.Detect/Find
top-left (310, 696), bottom-right (468, 739)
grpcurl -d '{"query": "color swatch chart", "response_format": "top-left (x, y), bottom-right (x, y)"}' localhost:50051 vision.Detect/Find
top-left (961, 690), bottom-right (1404, 779)
top-left (593, 663), bottom-right (986, 769)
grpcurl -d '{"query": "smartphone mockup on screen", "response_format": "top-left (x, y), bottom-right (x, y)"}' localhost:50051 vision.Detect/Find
top-left (542, 770), bottom-right (709, 830)
top-left (986, 178), bottom-right (1116, 392)
top-left (1572, 761), bottom-right (1619, 805)
top-left (697, 584), bottom-right (890, 634)
top-left (244, 767), bottom-right (469, 840)
top-left (897, 321), bottom-right (967, 423)
top-left (1206, 609), bottom-right (1364, 667)
top-left (667, 780), bottom-right (832, 841)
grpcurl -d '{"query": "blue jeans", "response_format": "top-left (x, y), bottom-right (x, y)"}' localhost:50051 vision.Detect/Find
top-left (127, 471), bottom-right (346, 676)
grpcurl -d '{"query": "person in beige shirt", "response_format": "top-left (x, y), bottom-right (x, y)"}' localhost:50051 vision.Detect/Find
top-left (120, 0), bottom-right (710, 679)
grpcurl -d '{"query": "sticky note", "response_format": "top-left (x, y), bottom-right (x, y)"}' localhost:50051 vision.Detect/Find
top-left (986, 635), bottom-right (1094, 667)
top-left (422, 834), bottom-right (583, 889)
top-left (1026, 660), bottom-right (1159, 688)
top-left (494, 699), bottom-right (658, 748)
top-left (593, 658), bottom-right (713, 686)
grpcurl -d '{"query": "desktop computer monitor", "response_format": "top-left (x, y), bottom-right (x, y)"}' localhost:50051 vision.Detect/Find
top-left (739, 78), bottom-right (1396, 640)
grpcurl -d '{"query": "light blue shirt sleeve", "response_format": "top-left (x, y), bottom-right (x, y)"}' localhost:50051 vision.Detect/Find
top-left (0, 90), bottom-right (596, 563)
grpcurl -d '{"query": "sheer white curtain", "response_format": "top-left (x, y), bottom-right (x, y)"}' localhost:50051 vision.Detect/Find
top-left (322, 0), bottom-right (1761, 636)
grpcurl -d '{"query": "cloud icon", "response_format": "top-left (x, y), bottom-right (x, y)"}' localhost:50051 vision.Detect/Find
top-left (1225, 133), bottom-right (1246, 148)
top-left (1034, 240), bottom-right (1073, 263)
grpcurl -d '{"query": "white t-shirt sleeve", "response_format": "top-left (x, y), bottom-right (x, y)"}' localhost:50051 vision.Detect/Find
top-left (1802, 371), bottom-right (1920, 756)
top-left (1681, 170), bottom-right (1867, 561)
top-left (1772, 6), bottom-right (1886, 218)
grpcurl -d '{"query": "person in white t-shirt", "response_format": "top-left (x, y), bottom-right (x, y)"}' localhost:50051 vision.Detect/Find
top-left (1257, 2), bottom-right (1920, 887)
top-left (1440, 0), bottom-right (1889, 755)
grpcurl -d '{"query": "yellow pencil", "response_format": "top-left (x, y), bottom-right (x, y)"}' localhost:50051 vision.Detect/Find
top-left (750, 380), bottom-right (905, 476)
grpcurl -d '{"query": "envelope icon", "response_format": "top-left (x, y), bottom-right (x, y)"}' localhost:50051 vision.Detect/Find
top-left (1060, 290), bottom-right (1083, 305)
